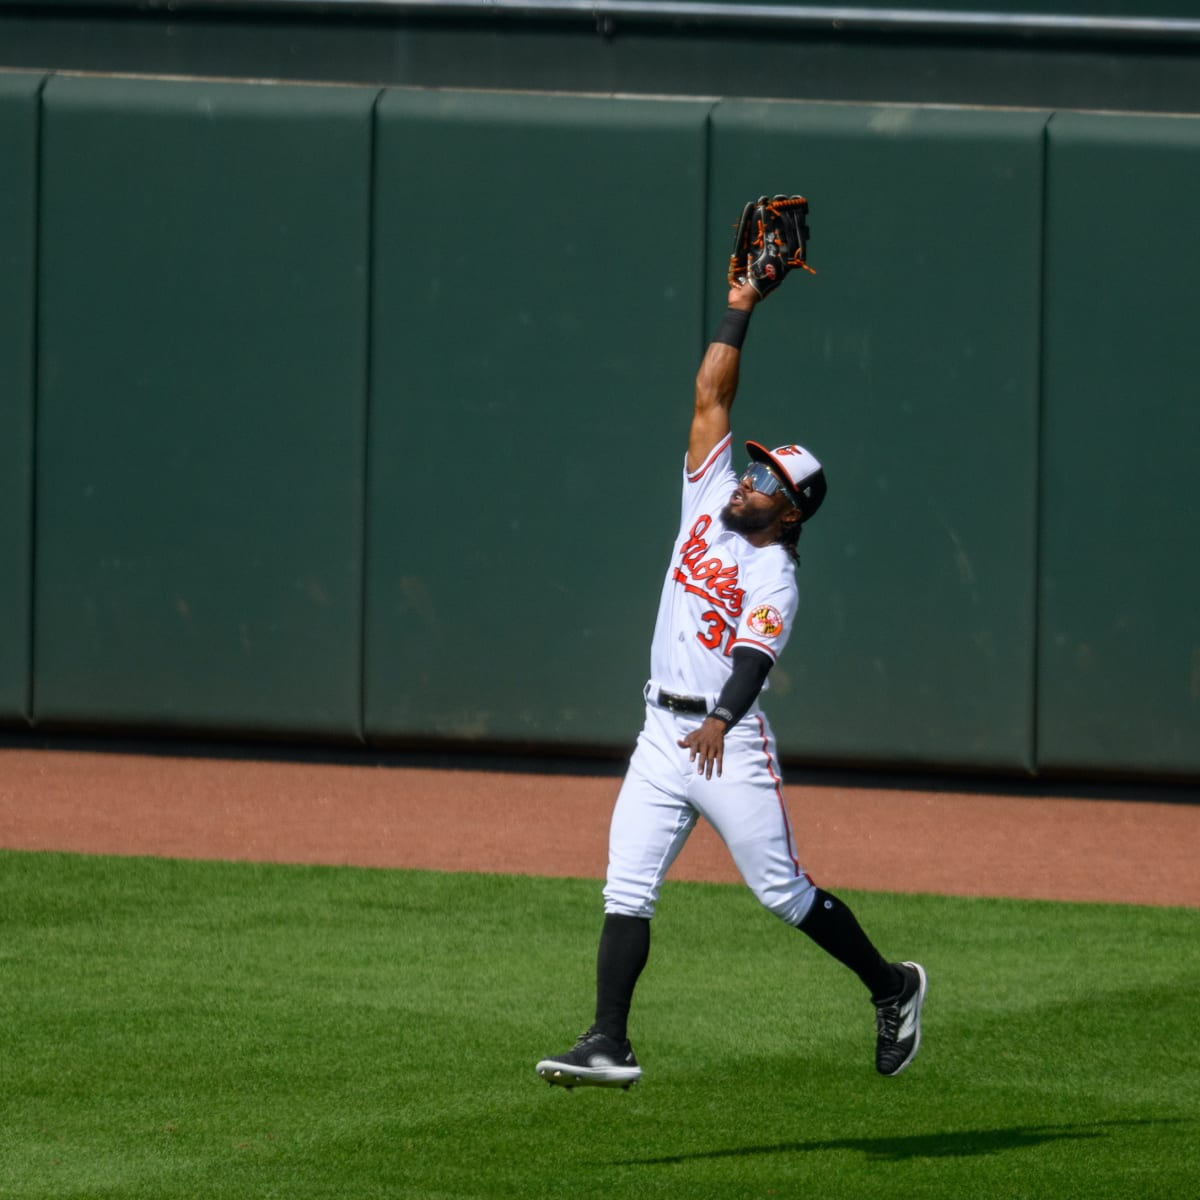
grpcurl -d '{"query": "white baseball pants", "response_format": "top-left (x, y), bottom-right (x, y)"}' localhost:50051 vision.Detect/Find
top-left (604, 704), bottom-right (817, 926)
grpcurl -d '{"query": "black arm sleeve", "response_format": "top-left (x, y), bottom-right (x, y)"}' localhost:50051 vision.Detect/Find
top-left (709, 646), bottom-right (773, 729)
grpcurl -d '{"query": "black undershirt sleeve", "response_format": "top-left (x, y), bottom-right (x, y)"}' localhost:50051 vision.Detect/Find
top-left (709, 646), bottom-right (773, 729)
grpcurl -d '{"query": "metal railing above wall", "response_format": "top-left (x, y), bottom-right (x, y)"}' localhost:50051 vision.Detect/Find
top-left (13, 1), bottom-right (1200, 42)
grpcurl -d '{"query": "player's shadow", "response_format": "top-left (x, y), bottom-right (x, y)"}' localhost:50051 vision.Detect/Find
top-left (618, 1118), bottom-right (1184, 1166)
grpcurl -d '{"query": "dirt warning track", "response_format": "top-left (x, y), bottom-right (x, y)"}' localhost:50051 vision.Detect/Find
top-left (1, 745), bottom-right (1196, 908)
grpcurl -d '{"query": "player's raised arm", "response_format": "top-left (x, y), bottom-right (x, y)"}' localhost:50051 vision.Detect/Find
top-left (687, 282), bottom-right (759, 475)
top-left (689, 194), bottom-right (813, 474)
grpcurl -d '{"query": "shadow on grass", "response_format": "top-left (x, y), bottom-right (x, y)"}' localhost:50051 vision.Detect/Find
top-left (618, 1118), bottom-right (1184, 1165)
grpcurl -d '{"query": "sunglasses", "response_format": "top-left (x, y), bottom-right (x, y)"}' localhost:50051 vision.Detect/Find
top-left (739, 461), bottom-right (796, 507)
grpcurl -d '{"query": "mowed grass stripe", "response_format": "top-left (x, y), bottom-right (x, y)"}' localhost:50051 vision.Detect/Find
top-left (0, 851), bottom-right (1196, 1199)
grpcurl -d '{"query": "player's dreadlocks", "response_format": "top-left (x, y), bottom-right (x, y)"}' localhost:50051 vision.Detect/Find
top-left (778, 518), bottom-right (802, 565)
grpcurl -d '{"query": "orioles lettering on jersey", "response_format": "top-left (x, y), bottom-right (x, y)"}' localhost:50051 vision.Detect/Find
top-left (672, 515), bottom-right (745, 618)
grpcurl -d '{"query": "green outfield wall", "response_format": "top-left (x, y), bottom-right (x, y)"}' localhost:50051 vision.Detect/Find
top-left (33, 75), bottom-right (375, 740)
top-left (1038, 112), bottom-right (1200, 778)
top-left (0, 72), bottom-right (40, 725)
top-left (708, 102), bottom-right (1047, 772)
top-left (365, 89), bottom-right (711, 747)
top-left (4, 73), bottom-right (1198, 780)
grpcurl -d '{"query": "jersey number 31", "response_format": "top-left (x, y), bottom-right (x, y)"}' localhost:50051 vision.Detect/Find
top-left (697, 610), bottom-right (735, 656)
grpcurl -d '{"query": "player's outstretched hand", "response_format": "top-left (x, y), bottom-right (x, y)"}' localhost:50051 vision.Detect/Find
top-left (728, 280), bottom-right (760, 310)
top-left (678, 717), bottom-right (727, 780)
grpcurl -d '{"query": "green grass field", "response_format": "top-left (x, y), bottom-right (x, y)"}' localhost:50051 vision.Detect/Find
top-left (1, 850), bottom-right (1196, 1199)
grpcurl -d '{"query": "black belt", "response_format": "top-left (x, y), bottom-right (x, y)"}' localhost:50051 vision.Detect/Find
top-left (655, 689), bottom-right (708, 716)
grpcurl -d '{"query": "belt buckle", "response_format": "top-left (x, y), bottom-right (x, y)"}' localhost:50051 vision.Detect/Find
top-left (661, 690), bottom-right (702, 715)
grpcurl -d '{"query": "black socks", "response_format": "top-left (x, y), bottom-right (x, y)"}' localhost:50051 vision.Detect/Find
top-left (796, 889), bottom-right (902, 1002)
top-left (593, 913), bottom-right (651, 1042)
top-left (593, 894), bottom-right (898, 1044)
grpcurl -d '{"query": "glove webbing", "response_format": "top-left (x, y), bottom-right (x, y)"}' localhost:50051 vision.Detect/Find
top-left (761, 198), bottom-right (816, 275)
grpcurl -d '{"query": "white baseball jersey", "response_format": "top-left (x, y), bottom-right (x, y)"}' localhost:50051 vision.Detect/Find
top-left (603, 429), bottom-right (815, 927)
top-left (647, 432), bottom-right (799, 704)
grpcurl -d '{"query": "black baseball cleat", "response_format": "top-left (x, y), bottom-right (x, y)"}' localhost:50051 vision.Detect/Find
top-left (873, 961), bottom-right (927, 1076)
top-left (536, 1028), bottom-right (642, 1090)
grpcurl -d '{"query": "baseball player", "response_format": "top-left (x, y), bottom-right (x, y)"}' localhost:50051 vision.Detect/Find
top-left (535, 198), bottom-right (925, 1089)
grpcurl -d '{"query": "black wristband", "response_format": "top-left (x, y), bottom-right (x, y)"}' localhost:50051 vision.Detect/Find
top-left (708, 707), bottom-right (735, 726)
top-left (712, 307), bottom-right (751, 350)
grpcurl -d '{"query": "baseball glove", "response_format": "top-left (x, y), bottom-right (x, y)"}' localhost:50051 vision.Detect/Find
top-left (728, 194), bottom-right (815, 296)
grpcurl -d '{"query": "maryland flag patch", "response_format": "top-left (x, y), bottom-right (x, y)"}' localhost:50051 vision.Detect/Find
top-left (747, 605), bottom-right (784, 638)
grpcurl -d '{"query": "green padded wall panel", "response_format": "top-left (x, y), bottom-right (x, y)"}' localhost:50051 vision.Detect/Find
top-left (710, 102), bottom-right (1049, 770)
top-left (0, 72), bottom-right (42, 725)
top-left (35, 76), bottom-right (376, 738)
top-left (366, 89), bottom-right (712, 747)
top-left (1038, 112), bottom-right (1200, 776)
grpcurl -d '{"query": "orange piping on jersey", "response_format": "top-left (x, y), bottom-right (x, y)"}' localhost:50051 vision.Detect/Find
top-left (753, 714), bottom-right (801, 877)
top-left (687, 433), bottom-right (733, 483)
